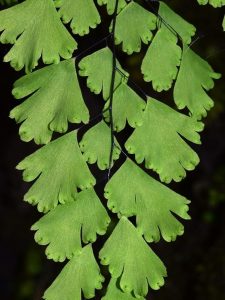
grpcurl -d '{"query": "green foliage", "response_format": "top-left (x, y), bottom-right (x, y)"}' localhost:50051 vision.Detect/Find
top-left (141, 25), bottom-right (181, 91)
top-left (0, 0), bottom-right (221, 299)
top-left (79, 47), bottom-right (129, 100)
top-left (113, 1), bottom-right (156, 54)
top-left (10, 59), bottom-right (89, 144)
top-left (104, 82), bottom-right (146, 131)
top-left (100, 217), bottom-right (167, 297)
top-left (141, 1), bottom-right (196, 92)
top-left (197, 0), bottom-right (225, 7)
top-left (55, 0), bottom-right (101, 36)
top-left (0, 0), bottom-right (76, 72)
top-left (158, 2), bottom-right (196, 44)
top-left (125, 98), bottom-right (204, 183)
top-left (103, 279), bottom-right (144, 300)
top-left (32, 189), bottom-right (110, 261)
top-left (97, 0), bottom-right (128, 15)
top-left (44, 245), bottom-right (104, 300)
top-left (80, 120), bottom-right (121, 170)
top-left (105, 159), bottom-right (190, 242)
top-left (17, 131), bottom-right (96, 212)
top-left (174, 46), bottom-right (221, 119)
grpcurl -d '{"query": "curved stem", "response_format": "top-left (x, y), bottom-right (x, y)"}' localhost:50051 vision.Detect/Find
top-left (108, 0), bottom-right (119, 180)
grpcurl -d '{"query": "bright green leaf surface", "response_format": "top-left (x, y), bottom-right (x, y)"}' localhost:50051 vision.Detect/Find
top-left (159, 1), bottom-right (196, 44)
top-left (97, 0), bottom-right (127, 15)
top-left (113, 1), bottom-right (156, 54)
top-left (79, 47), bottom-right (128, 100)
top-left (125, 98), bottom-right (204, 183)
top-left (17, 131), bottom-right (96, 213)
top-left (104, 82), bottom-right (146, 132)
top-left (0, 0), bottom-right (76, 72)
top-left (141, 26), bottom-right (181, 91)
top-left (197, 0), bottom-right (225, 7)
top-left (10, 59), bottom-right (89, 145)
top-left (103, 278), bottom-right (144, 300)
top-left (80, 121), bottom-right (121, 170)
top-left (44, 245), bottom-right (104, 300)
top-left (32, 189), bottom-right (110, 262)
top-left (55, 0), bottom-right (101, 36)
top-left (174, 47), bottom-right (221, 119)
top-left (105, 159), bottom-right (190, 242)
top-left (99, 217), bottom-right (167, 297)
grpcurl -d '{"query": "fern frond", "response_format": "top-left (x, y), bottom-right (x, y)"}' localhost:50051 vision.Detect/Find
top-left (44, 244), bottom-right (104, 300)
top-left (112, 1), bottom-right (156, 54)
top-left (0, 0), bottom-right (76, 72)
top-left (174, 46), bottom-right (221, 119)
top-left (31, 189), bottom-right (110, 262)
top-left (103, 82), bottom-right (146, 132)
top-left (97, 0), bottom-right (127, 15)
top-left (141, 0), bottom-right (197, 91)
top-left (4, 0), bottom-right (221, 299)
top-left (125, 98), bottom-right (204, 183)
top-left (80, 120), bottom-right (121, 170)
top-left (159, 1), bottom-right (196, 44)
top-left (141, 25), bottom-right (181, 91)
top-left (10, 59), bottom-right (89, 145)
top-left (105, 159), bottom-right (190, 242)
top-left (79, 47), bottom-right (129, 100)
top-left (16, 131), bottom-right (96, 213)
top-left (54, 0), bottom-right (101, 36)
top-left (99, 217), bottom-right (167, 297)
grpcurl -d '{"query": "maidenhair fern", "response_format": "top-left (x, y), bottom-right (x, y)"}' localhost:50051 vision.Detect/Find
top-left (0, 0), bottom-right (223, 299)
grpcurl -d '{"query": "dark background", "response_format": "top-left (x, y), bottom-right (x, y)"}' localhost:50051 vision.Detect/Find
top-left (0, 0), bottom-right (225, 299)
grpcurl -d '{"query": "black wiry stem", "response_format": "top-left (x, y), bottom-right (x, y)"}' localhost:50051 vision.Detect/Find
top-left (107, 0), bottom-right (119, 180)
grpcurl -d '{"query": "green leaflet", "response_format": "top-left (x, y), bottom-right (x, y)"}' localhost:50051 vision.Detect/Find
top-left (112, 1), bottom-right (156, 54)
top-left (99, 217), bottom-right (167, 297)
top-left (79, 47), bottom-right (129, 100)
top-left (103, 278), bottom-right (144, 300)
top-left (44, 244), bottom-right (104, 300)
top-left (17, 131), bottom-right (96, 213)
top-left (159, 1), bottom-right (196, 44)
top-left (105, 159), bottom-right (190, 242)
top-left (0, 0), bottom-right (76, 72)
top-left (5, 0), bottom-right (220, 299)
top-left (10, 59), bottom-right (89, 145)
top-left (174, 46), bottom-right (221, 119)
top-left (32, 189), bottom-right (110, 262)
top-left (80, 120), bottom-right (121, 170)
top-left (55, 0), bottom-right (101, 36)
top-left (197, 0), bottom-right (225, 7)
top-left (223, 15), bottom-right (225, 30)
top-left (125, 98), bottom-right (204, 183)
top-left (97, 0), bottom-right (127, 15)
top-left (104, 82), bottom-right (146, 132)
top-left (141, 25), bottom-right (181, 92)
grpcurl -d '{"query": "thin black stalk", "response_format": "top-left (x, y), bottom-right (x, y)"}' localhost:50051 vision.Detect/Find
top-left (116, 67), bottom-right (148, 100)
top-left (75, 33), bottom-right (112, 60)
top-left (107, 0), bottom-right (119, 180)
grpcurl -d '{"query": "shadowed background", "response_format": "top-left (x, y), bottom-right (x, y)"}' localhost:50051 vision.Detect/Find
top-left (0, 0), bottom-right (225, 299)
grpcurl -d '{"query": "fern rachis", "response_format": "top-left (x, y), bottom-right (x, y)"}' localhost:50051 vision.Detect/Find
top-left (0, 0), bottom-right (223, 299)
